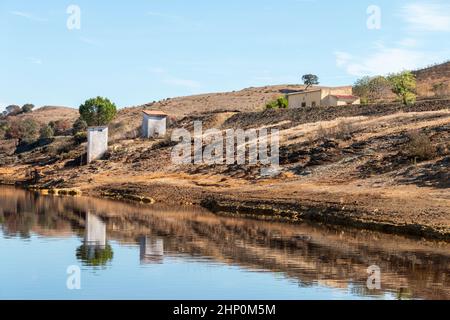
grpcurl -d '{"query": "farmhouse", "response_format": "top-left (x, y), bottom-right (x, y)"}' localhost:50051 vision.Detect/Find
top-left (87, 126), bottom-right (108, 164)
top-left (287, 86), bottom-right (360, 108)
top-left (142, 110), bottom-right (168, 138)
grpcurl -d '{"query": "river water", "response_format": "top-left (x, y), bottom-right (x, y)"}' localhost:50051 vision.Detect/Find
top-left (0, 186), bottom-right (448, 300)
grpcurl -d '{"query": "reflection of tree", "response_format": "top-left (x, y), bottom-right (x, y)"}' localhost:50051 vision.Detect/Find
top-left (76, 212), bottom-right (112, 266)
top-left (396, 287), bottom-right (413, 300)
top-left (1, 210), bottom-right (36, 239)
top-left (76, 244), bottom-right (113, 266)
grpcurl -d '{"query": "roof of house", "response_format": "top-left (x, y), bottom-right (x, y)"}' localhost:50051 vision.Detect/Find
top-left (142, 110), bottom-right (168, 117)
top-left (332, 95), bottom-right (359, 100)
top-left (286, 89), bottom-right (322, 96)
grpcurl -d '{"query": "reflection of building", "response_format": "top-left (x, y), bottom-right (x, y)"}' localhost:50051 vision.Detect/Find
top-left (139, 236), bottom-right (164, 264)
top-left (85, 212), bottom-right (106, 248)
top-left (76, 212), bottom-right (113, 266)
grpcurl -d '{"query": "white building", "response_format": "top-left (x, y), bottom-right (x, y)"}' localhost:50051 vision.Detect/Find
top-left (87, 126), bottom-right (108, 164)
top-left (142, 110), bottom-right (168, 138)
top-left (287, 86), bottom-right (361, 109)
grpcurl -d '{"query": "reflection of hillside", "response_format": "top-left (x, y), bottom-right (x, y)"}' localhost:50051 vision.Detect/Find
top-left (0, 186), bottom-right (449, 299)
top-left (105, 213), bottom-right (450, 299)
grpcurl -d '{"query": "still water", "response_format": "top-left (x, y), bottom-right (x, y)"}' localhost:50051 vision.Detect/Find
top-left (0, 186), bottom-right (449, 300)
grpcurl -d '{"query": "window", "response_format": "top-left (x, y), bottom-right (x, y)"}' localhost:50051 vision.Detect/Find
top-left (312, 101), bottom-right (317, 107)
top-left (301, 102), bottom-right (306, 108)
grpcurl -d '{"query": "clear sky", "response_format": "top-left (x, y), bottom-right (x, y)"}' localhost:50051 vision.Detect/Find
top-left (1, 0), bottom-right (449, 110)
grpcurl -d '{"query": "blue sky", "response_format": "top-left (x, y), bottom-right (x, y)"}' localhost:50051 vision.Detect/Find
top-left (1, 0), bottom-right (449, 110)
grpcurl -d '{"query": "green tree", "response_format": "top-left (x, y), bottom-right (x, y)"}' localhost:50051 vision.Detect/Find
top-left (353, 76), bottom-right (371, 104)
top-left (39, 124), bottom-right (54, 139)
top-left (6, 105), bottom-right (21, 116)
top-left (388, 71), bottom-right (417, 105)
top-left (79, 97), bottom-right (117, 126)
top-left (21, 104), bottom-right (35, 113)
top-left (302, 74), bottom-right (319, 90)
top-left (353, 76), bottom-right (391, 104)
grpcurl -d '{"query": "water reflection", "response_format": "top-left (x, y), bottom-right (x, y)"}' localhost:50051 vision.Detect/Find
top-left (0, 186), bottom-right (449, 299)
top-left (140, 237), bottom-right (164, 264)
top-left (76, 213), bottom-right (113, 267)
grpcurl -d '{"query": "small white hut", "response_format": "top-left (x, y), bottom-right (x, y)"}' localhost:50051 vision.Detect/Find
top-left (87, 126), bottom-right (108, 164)
top-left (142, 110), bottom-right (168, 138)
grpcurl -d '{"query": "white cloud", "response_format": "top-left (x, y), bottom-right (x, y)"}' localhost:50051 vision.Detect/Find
top-left (401, 2), bottom-right (450, 32)
top-left (334, 42), bottom-right (446, 76)
top-left (10, 11), bottom-right (47, 22)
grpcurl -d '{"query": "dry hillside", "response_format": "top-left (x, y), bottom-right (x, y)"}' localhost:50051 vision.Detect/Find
top-left (0, 62), bottom-right (449, 240)
top-left (8, 106), bottom-right (79, 126)
top-left (414, 61), bottom-right (450, 98)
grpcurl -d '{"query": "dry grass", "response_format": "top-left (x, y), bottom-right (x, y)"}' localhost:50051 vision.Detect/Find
top-left (315, 120), bottom-right (356, 141)
top-left (404, 131), bottom-right (437, 161)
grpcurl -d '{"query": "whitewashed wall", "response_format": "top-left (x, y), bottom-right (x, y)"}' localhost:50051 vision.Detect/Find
top-left (142, 115), bottom-right (167, 138)
top-left (87, 127), bottom-right (108, 163)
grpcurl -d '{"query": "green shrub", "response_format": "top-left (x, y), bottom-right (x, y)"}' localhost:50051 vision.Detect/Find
top-left (39, 125), bottom-right (54, 139)
top-left (265, 101), bottom-right (278, 109)
top-left (73, 118), bottom-right (88, 135)
top-left (5, 119), bottom-right (39, 143)
top-left (266, 97), bottom-right (288, 110)
top-left (49, 119), bottom-right (72, 136)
